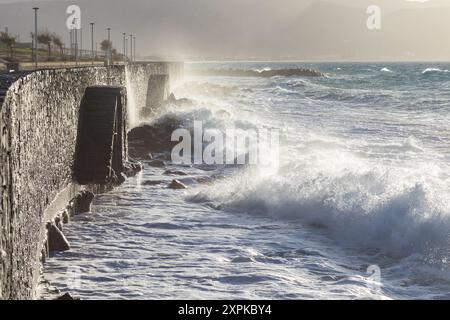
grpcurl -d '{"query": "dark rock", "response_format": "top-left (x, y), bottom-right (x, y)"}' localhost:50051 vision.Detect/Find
top-left (149, 160), bottom-right (165, 168)
top-left (168, 93), bottom-right (176, 103)
top-left (123, 160), bottom-right (143, 177)
top-left (72, 191), bottom-right (95, 214)
top-left (133, 162), bottom-right (144, 171)
top-left (47, 223), bottom-right (70, 252)
top-left (163, 170), bottom-right (188, 176)
top-left (40, 248), bottom-right (47, 263)
top-left (169, 179), bottom-right (187, 190)
top-left (56, 292), bottom-right (79, 300)
top-left (196, 176), bottom-right (214, 184)
top-left (128, 116), bottom-right (183, 157)
top-left (62, 210), bottom-right (70, 224)
top-left (55, 216), bottom-right (63, 232)
top-left (66, 205), bottom-right (74, 217)
top-left (49, 287), bottom-right (60, 294)
top-left (117, 172), bottom-right (126, 184)
top-left (142, 180), bottom-right (164, 186)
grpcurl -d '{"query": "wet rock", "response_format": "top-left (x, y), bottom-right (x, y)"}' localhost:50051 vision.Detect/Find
top-left (163, 92), bottom-right (195, 108)
top-left (47, 223), bottom-right (70, 252)
top-left (49, 287), bottom-right (60, 294)
top-left (163, 170), bottom-right (188, 176)
top-left (149, 160), bottom-right (165, 168)
top-left (168, 93), bottom-right (177, 103)
top-left (72, 191), bottom-right (94, 214)
top-left (66, 205), bottom-right (74, 218)
top-left (56, 292), bottom-right (79, 300)
top-left (142, 180), bottom-right (164, 186)
top-left (117, 172), bottom-right (126, 184)
top-left (62, 210), bottom-right (70, 224)
top-left (169, 179), bottom-right (187, 190)
top-left (196, 176), bottom-right (214, 184)
top-left (128, 116), bottom-right (183, 157)
top-left (123, 160), bottom-right (143, 177)
top-left (55, 216), bottom-right (63, 232)
top-left (40, 248), bottom-right (47, 263)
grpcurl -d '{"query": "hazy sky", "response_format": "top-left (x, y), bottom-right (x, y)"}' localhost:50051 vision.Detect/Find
top-left (1, 0), bottom-right (450, 60)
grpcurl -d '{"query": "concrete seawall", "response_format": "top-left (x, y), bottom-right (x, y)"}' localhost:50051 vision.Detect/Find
top-left (0, 62), bottom-right (184, 299)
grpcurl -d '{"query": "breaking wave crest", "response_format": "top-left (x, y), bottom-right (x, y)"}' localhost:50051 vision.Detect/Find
top-left (422, 68), bottom-right (449, 75)
top-left (188, 142), bottom-right (450, 258)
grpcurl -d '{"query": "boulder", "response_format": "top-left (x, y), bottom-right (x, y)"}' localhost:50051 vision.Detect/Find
top-left (117, 172), bottom-right (127, 184)
top-left (128, 116), bottom-right (183, 157)
top-left (47, 223), bottom-right (70, 252)
top-left (72, 191), bottom-right (95, 214)
top-left (149, 160), bottom-right (165, 168)
top-left (61, 210), bottom-right (70, 224)
top-left (169, 179), bottom-right (187, 189)
top-left (56, 292), bottom-right (79, 300)
top-left (55, 216), bottom-right (63, 231)
top-left (142, 180), bottom-right (164, 186)
top-left (163, 170), bottom-right (188, 176)
top-left (123, 160), bottom-right (143, 177)
top-left (168, 93), bottom-right (177, 103)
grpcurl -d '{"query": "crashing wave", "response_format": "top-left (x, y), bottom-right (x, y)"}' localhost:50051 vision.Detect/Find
top-left (422, 68), bottom-right (449, 75)
top-left (188, 145), bottom-right (450, 258)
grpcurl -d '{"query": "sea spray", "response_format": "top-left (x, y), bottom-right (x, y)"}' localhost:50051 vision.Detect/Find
top-left (125, 64), bottom-right (139, 128)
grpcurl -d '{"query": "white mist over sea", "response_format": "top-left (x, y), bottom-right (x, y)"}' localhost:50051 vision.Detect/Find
top-left (44, 62), bottom-right (450, 300)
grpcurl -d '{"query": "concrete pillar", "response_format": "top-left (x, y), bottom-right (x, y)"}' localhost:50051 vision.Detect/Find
top-left (73, 86), bottom-right (127, 185)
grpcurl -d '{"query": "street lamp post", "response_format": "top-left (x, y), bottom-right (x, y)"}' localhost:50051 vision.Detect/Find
top-left (80, 27), bottom-right (83, 59)
top-left (33, 7), bottom-right (39, 69)
top-left (90, 23), bottom-right (95, 63)
top-left (129, 34), bottom-right (133, 62)
top-left (107, 28), bottom-right (111, 65)
top-left (133, 36), bottom-right (136, 62)
top-left (69, 29), bottom-right (72, 59)
top-left (122, 33), bottom-right (126, 62)
top-left (74, 20), bottom-right (78, 65)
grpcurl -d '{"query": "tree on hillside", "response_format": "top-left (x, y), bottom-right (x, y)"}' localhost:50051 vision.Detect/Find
top-left (0, 32), bottom-right (16, 58)
top-left (37, 31), bottom-right (53, 59)
top-left (52, 34), bottom-right (64, 57)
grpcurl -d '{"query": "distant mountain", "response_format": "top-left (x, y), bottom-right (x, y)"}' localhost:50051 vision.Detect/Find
top-left (0, 0), bottom-right (449, 60)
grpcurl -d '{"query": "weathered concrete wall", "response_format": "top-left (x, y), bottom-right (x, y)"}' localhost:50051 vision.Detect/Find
top-left (125, 62), bottom-right (184, 126)
top-left (0, 62), bottom-right (184, 299)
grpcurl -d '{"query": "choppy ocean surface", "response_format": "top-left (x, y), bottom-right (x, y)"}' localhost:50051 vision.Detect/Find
top-left (44, 62), bottom-right (450, 299)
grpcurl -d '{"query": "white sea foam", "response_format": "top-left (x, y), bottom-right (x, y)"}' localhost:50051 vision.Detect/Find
top-left (189, 143), bottom-right (450, 257)
top-left (380, 67), bottom-right (393, 73)
top-left (422, 67), bottom-right (449, 74)
top-left (254, 67), bottom-right (272, 73)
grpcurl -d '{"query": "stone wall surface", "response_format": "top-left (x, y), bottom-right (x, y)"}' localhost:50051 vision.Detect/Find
top-left (0, 62), bottom-right (184, 299)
